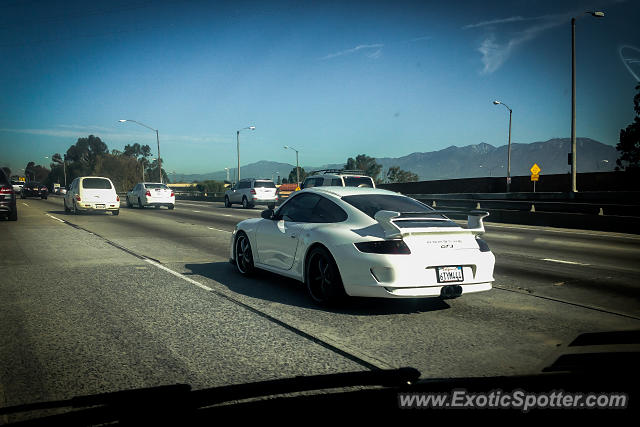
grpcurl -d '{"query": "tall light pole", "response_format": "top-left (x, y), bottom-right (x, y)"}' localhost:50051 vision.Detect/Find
top-left (493, 100), bottom-right (512, 192)
top-left (119, 119), bottom-right (162, 183)
top-left (570, 11), bottom-right (604, 193)
top-left (236, 126), bottom-right (256, 184)
top-left (283, 145), bottom-right (300, 187)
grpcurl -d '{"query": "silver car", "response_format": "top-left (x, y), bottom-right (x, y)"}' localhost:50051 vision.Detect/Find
top-left (224, 178), bottom-right (277, 209)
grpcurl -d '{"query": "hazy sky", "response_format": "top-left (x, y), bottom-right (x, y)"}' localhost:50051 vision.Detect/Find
top-left (1, 0), bottom-right (638, 174)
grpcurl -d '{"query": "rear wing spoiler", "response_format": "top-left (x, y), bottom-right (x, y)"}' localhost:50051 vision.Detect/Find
top-left (373, 209), bottom-right (490, 239)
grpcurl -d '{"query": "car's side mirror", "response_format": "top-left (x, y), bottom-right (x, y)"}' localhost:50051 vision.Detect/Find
top-left (261, 209), bottom-right (274, 220)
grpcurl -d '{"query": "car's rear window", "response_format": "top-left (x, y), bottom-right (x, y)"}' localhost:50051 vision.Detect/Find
top-left (82, 178), bottom-right (113, 189)
top-left (145, 183), bottom-right (168, 189)
top-left (254, 181), bottom-right (276, 188)
top-left (343, 177), bottom-right (374, 187)
top-left (342, 194), bottom-right (434, 218)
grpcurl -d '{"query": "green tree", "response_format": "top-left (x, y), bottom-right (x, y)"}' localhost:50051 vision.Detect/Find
top-left (287, 167), bottom-right (307, 185)
top-left (616, 83), bottom-right (640, 171)
top-left (345, 154), bottom-right (382, 180)
top-left (65, 135), bottom-right (109, 177)
top-left (386, 166), bottom-right (419, 183)
top-left (145, 158), bottom-right (169, 183)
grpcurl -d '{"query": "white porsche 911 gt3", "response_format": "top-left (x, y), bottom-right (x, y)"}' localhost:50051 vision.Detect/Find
top-left (229, 187), bottom-right (495, 305)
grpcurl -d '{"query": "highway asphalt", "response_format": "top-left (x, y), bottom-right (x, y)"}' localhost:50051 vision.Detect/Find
top-left (1, 195), bottom-right (639, 416)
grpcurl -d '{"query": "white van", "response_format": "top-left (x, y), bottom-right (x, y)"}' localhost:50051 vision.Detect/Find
top-left (64, 176), bottom-right (120, 215)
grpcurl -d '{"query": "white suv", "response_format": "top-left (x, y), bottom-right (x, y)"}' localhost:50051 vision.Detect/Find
top-left (64, 176), bottom-right (120, 215)
top-left (302, 170), bottom-right (376, 189)
top-left (224, 178), bottom-right (277, 209)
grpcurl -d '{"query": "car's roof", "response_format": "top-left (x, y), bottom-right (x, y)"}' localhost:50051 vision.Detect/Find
top-left (302, 186), bottom-right (398, 198)
top-left (79, 176), bottom-right (112, 180)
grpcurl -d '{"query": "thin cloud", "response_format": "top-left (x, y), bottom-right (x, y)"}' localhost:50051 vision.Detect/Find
top-left (474, 13), bottom-right (567, 74)
top-left (463, 16), bottom-right (525, 29)
top-left (322, 43), bottom-right (384, 60)
top-left (0, 126), bottom-right (229, 145)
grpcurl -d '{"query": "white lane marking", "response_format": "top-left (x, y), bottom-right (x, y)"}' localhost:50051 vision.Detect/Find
top-left (486, 223), bottom-right (640, 240)
top-left (542, 258), bottom-right (590, 266)
top-left (208, 226), bottom-right (232, 233)
top-left (22, 202), bottom-right (29, 206)
top-left (143, 258), bottom-right (213, 291)
top-left (45, 214), bottom-right (65, 223)
top-left (192, 210), bottom-right (201, 213)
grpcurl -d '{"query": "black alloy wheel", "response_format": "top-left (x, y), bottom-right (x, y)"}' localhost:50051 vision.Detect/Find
top-left (305, 247), bottom-right (346, 305)
top-left (234, 232), bottom-right (255, 275)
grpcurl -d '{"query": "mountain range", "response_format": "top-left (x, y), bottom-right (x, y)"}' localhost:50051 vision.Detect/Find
top-left (171, 138), bottom-right (618, 183)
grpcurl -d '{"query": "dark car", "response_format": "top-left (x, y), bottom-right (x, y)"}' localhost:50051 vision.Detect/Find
top-left (21, 181), bottom-right (48, 199)
top-left (0, 168), bottom-right (17, 221)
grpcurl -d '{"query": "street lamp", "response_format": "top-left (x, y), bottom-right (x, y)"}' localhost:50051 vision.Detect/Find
top-left (119, 119), bottom-right (162, 183)
top-left (283, 145), bottom-right (300, 187)
top-left (493, 100), bottom-right (512, 192)
top-left (570, 10), bottom-right (605, 193)
top-left (236, 126), bottom-right (256, 184)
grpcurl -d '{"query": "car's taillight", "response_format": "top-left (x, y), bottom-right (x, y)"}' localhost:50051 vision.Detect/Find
top-left (116, 195), bottom-right (120, 202)
top-left (354, 240), bottom-right (411, 254)
top-left (0, 186), bottom-right (13, 195)
top-left (170, 192), bottom-right (174, 197)
top-left (250, 189), bottom-right (256, 195)
top-left (146, 190), bottom-right (151, 196)
top-left (40, 187), bottom-right (46, 191)
top-left (75, 194), bottom-right (81, 201)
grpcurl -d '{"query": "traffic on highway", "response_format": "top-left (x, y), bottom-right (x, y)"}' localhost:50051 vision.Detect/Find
top-left (2, 0), bottom-right (640, 421)
top-left (1, 187), bottom-right (639, 420)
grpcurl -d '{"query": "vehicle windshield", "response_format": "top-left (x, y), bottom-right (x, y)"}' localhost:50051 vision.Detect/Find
top-left (342, 194), bottom-right (433, 218)
top-left (343, 177), bottom-right (374, 187)
top-left (82, 178), bottom-right (112, 189)
top-left (2, 0), bottom-right (639, 420)
top-left (254, 181), bottom-right (276, 188)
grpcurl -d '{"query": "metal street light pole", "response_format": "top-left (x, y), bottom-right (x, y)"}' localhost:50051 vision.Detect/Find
top-left (283, 146), bottom-right (300, 187)
top-left (493, 100), bottom-right (512, 192)
top-left (236, 126), bottom-right (256, 184)
top-left (119, 119), bottom-right (163, 183)
top-left (570, 11), bottom-right (604, 193)
top-left (224, 167), bottom-right (229, 182)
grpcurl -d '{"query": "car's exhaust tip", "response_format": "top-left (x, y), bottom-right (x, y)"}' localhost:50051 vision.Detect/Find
top-left (440, 285), bottom-right (463, 299)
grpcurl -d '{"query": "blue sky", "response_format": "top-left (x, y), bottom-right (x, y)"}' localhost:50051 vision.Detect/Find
top-left (1, 0), bottom-right (638, 174)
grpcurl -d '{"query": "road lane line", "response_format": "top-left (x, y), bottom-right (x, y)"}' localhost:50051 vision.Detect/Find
top-left (22, 202), bottom-right (29, 207)
top-left (208, 226), bottom-right (231, 233)
top-left (45, 214), bottom-right (65, 223)
top-left (143, 258), bottom-right (213, 291)
top-left (192, 210), bottom-right (201, 213)
top-left (542, 258), bottom-right (590, 266)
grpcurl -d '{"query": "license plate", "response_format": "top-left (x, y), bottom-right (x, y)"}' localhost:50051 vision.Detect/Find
top-left (95, 204), bottom-right (105, 209)
top-left (437, 266), bottom-right (464, 283)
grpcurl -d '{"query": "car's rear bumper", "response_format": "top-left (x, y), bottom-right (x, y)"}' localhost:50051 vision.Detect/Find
top-left (332, 244), bottom-right (495, 299)
top-left (251, 197), bottom-right (277, 205)
top-left (76, 202), bottom-right (120, 211)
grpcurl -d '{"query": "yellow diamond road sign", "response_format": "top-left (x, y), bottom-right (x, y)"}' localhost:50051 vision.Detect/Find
top-left (530, 163), bottom-right (541, 175)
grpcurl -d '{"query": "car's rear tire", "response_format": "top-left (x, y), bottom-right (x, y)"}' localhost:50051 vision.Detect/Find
top-left (242, 197), bottom-right (249, 209)
top-left (112, 210), bottom-right (119, 216)
top-left (267, 203), bottom-right (275, 210)
top-left (8, 209), bottom-right (17, 221)
top-left (168, 204), bottom-right (174, 210)
top-left (305, 246), bottom-right (346, 306)
top-left (224, 196), bottom-right (231, 208)
top-left (234, 232), bottom-right (255, 275)
top-left (20, 193), bottom-right (25, 199)
top-left (138, 198), bottom-right (143, 209)
top-left (64, 199), bottom-right (70, 212)
top-left (126, 197), bottom-right (132, 208)
top-left (73, 200), bottom-right (78, 215)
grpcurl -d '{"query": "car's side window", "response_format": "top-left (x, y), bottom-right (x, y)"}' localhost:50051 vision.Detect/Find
top-left (310, 196), bottom-right (348, 223)
top-left (277, 193), bottom-right (321, 223)
top-left (331, 178), bottom-right (342, 186)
